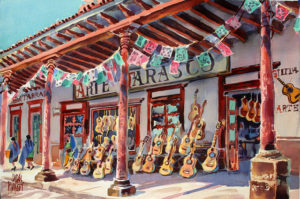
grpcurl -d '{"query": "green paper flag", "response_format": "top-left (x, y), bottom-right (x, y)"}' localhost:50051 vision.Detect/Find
top-left (54, 69), bottom-right (64, 80)
top-left (114, 51), bottom-right (125, 66)
top-left (76, 72), bottom-right (83, 81)
top-left (196, 52), bottom-right (212, 68)
top-left (83, 73), bottom-right (90, 85)
top-left (135, 35), bottom-right (147, 48)
top-left (150, 54), bottom-right (163, 67)
top-left (216, 24), bottom-right (229, 38)
top-left (294, 17), bottom-right (300, 32)
top-left (174, 47), bottom-right (188, 63)
top-left (41, 65), bottom-right (48, 77)
top-left (62, 79), bottom-right (72, 87)
top-left (29, 79), bottom-right (36, 87)
top-left (96, 71), bottom-right (107, 84)
top-left (243, 0), bottom-right (261, 14)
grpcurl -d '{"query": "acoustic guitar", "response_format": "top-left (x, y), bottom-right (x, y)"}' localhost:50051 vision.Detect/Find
top-left (276, 77), bottom-right (300, 104)
top-left (202, 120), bottom-right (225, 173)
top-left (93, 144), bottom-right (106, 162)
top-left (159, 138), bottom-right (177, 176)
top-left (252, 100), bottom-right (260, 123)
top-left (93, 161), bottom-right (106, 179)
top-left (179, 117), bottom-right (196, 155)
top-left (179, 141), bottom-right (197, 178)
top-left (165, 122), bottom-right (181, 154)
top-left (142, 136), bottom-right (156, 173)
top-left (102, 110), bottom-right (111, 132)
top-left (188, 89), bottom-right (200, 122)
top-left (152, 134), bottom-right (164, 155)
top-left (108, 110), bottom-right (116, 131)
top-left (239, 96), bottom-right (249, 118)
top-left (132, 136), bottom-right (150, 173)
top-left (104, 136), bottom-right (117, 175)
top-left (80, 145), bottom-right (93, 176)
top-left (71, 148), bottom-right (84, 174)
top-left (246, 98), bottom-right (256, 121)
top-left (193, 100), bottom-right (207, 140)
top-left (64, 150), bottom-right (76, 171)
top-left (95, 116), bottom-right (103, 134)
top-left (128, 108), bottom-right (136, 131)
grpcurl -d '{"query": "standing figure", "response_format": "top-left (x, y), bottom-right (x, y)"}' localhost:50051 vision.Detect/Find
top-left (19, 135), bottom-right (34, 170)
top-left (8, 137), bottom-right (20, 171)
top-left (62, 134), bottom-right (78, 167)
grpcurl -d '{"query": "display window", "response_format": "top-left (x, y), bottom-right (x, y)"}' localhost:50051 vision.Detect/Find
top-left (9, 103), bottom-right (23, 147)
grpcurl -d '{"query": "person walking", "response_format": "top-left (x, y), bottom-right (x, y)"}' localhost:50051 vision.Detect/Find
top-left (19, 135), bottom-right (34, 170)
top-left (8, 137), bottom-right (20, 171)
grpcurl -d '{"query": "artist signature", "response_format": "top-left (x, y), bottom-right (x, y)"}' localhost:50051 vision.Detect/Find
top-left (8, 174), bottom-right (24, 194)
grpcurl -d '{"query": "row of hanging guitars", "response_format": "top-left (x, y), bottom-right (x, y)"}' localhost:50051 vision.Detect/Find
top-left (239, 92), bottom-right (260, 123)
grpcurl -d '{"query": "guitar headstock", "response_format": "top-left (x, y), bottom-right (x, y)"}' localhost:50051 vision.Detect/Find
top-left (142, 135), bottom-right (150, 144)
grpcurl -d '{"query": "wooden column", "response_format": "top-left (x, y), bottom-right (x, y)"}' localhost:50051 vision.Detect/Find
top-left (0, 74), bottom-right (11, 171)
top-left (35, 59), bottom-right (58, 182)
top-left (250, 1), bottom-right (290, 198)
top-left (108, 30), bottom-right (136, 197)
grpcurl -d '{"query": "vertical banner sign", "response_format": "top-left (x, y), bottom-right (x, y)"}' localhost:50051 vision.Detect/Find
top-left (225, 16), bottom-right (242, 30)
top-left (135, 35), bottom-right (147, 48)
top-left (243, 0), bottom-right (261, 14)
top-left (216, 24), bottom-right (229, 38)
top-left (275, 4), bottom-right (291, 21)
top-left (143, 40), bottom-right (158, 54)
top-left (196, 52), bottom-right (212, 68)
top-left (169, 60), bottom-right (180, 75)
top-left (150, 54), bottom-right (163, 67)
top-left (217, 42), bottom-right (233, 57)
top-left (174, 46), bottom-right (188, 63)
top-left (205, 35), bottom-right (219, 44)
top-left (160, 46), bottom-right (173, 58)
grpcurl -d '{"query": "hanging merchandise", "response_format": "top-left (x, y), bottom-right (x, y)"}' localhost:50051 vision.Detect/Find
top-left (275, 3), bottom-right (291, 21)
top-left (53, 68), bottom-right (64, 80)
top-left (73, 72), bottom-right (83, 85)
top-left (169, 60), bottom-right (180, 75)
top-left (216, 42), bottom-right (233, 57)
top-left (96, 70), bottom-right (107, 85)
top-left (135, 35), bottom-right (147, 48)
top-left (216, 24), bottom-right (229, 38)
top-left (174, 46), bottom-right (188, 63)
top-left (150, 54), bottom-right (163, 67)
top-left (196, 52), bottom-right (212, 68)
top-left (294, 16), bottom-right (300, 32)
top-left (113, 51), bottom-right (125, 66)
top-left (143, 40), bottom-right (158, 54)
top-left (243, 0), bottom-right (261, 14)
top-left (225, 16), bottom-right (242, 30)
top-left (205, 35), bottom-right (219, 44)
top-left (160, 46), bottom-right (174, 59)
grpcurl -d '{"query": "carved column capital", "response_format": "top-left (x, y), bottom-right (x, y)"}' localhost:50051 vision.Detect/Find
top-left (120, 30), bottom-right (131, 51)
top-left (44, 59), bottom-right (56, 75)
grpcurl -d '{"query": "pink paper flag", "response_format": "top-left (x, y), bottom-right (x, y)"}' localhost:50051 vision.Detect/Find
top-left (216, 42), bottom-right (233, 57)
top-left (128, 49), bottom-right (141, 65)
top-left (143, 40), bottom-right (158, 54)
top-left (169, 61), bottom-right (180, 75)
top-left (226, 16), bottom-right (242, 30)
top-left (137, 54), bottom-right (150, 69)
top-left (275, 4), bottom-right (290, 21)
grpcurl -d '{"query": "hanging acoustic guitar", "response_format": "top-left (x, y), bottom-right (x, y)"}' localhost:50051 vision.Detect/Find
top-left (132, 135), bottom-right (150, 172)
top-left (188, 89), bottom-right (200, 122)
top-left (276, 77), bottom-right (300, 104)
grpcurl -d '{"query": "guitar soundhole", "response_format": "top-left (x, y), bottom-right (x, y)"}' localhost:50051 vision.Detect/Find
top-left (165, 161), bottom-right (169, 165)
top-left (185, 138), bottom-right (190, 143)
top-left (147, 157), bottom-right (152, 161)
top-left (209, 153), bottom-right (215, 158)
top-left (287, 87), bottom-right (293, 93)
top-left (187, 159), bottom-right (192, 165)
top-left (156, 141), bottom-right (161, 146)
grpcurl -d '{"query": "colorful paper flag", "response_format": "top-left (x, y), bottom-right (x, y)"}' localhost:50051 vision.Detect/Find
top-left (196, 52), bottom-right (212, 68)
top-left (243, 0), bottom-right (261, 14)
top-left (135, 35), bottom-right (147, 48)
top-left (111, 59), bottom-right (121, 82)
top-left (150, 54), bottom-right (163, 67)
top-left (216, 25), bottom-right (229, 38)
top-left (174, 46), bottom-right (188, 63)
top-left (275, 3), bottom-right (291, 21)
top-left (53, 68), bottom-right (64, 80)
top-left (160, 46), bottom-right (173, 58)
top-left (29, 79), bottom-right (36, 87)
top-left (40, 65), bottom-right (48, 77)
top-left (114, 51), bottom-right (125, 66)
top-left (82, 72), bottom-right (90, 86)
top-left (205, 35), bottom-right (219, 44)
top-left (73, 72), bottom-right (83, 85)
top-left (103, 61), bottom-right (114, 82)
top-left (128, 49), bottom-right (141, 65)
top-left (216, 42), bottom-right (233, 57)
top-left (138, 54), bottom-right (150, 69)
top-left (62, 78), bottom-right (73, 87)
top-left (294, 17), bottom-right (300, 32)
top-left (143, 40), bottom-right (158, 54)
top-left (226, 16), bottom-right (242, 30)
top-left (128, 49), bottom-right (149, 68)
top-left (96, 71), bottom-right (107, 84)
top-left (55, 79), bottom-right (63, 87)
top-left (169, 61), bottom-right (180, 75)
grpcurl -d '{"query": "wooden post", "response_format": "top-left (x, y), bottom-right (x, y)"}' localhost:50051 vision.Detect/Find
top-left (35, 59), bottom-right (58, 182)
top-left (249, 1), bottom-right (290, 198)
top-left (0, 74), bottom-right (11, 171)
top-left (108, 30), bottom-right (136, 197)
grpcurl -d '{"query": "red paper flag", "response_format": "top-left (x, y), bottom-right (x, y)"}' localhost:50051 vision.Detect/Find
top-left (216, 42), bottom-right (233, 57)
top-left (275, 4), bottom-right (291, 21)
top-left (169, 61), bottom-right (180, 75)
top-left (143, 40), bottom-right (158, 54)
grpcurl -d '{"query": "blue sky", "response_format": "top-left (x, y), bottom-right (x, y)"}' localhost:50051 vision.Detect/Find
top-left (0, 0), bottom-right (82, 50)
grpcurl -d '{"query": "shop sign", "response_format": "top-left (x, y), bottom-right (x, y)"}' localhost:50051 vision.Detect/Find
top-left (10, 90), bottom-right (45, 104)
top-left (74, 58), bottom-right (229, 101)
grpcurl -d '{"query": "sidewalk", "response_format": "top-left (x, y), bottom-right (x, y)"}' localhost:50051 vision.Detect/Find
top-left (0, 163), bottom-right (299, 199)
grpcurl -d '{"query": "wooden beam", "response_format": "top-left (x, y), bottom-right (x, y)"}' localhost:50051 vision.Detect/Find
top-left (30, 43), bottom-right (45, 53)
top-left (24, 47), bottom-right (38, 56)
top-left (6, 56), bottom-right (17, 64)
top-left (191, 6), bottom-right (247, 42)
top-left (61, 55), bottom-right (95, 69)
top-left (135, 0), bottom-right (152, 10)
top-left (224, 80), bottom-right (260, 91)
top-left (77, 23), bottom-right (94, 33)
top-left (94, 43), bottom-right (115, 54)
top-left (151, 0), bottom-right (160, 5)
top-left (100, 40), bottom-right (119, 50)
top-left (100, 12), bottom-right (119, 24)
top-left (86, 19), bottom-right (104, 29)
top-left (65, 29), bottom-right (85, 38)
top-left (81, 47), bottom-right (107, 60)
top-left (55, 32), bottom-right (72, 41)
top-left (58, 61), bottom-right (81, 73)
top-left (59, 58), bottom-right (90, 71)
top-left (38, 40), bottom-right (53, 50)
top-left (72, 50), bottom-right (104, 63)
top-left (0, 62), bottom-right (6, 68)
top-left (88, 44), bottom-right (113, 56)
top-left (17, 50), bottom-right (30, 59)
top-left (118, 4), bottom-right (135, 17)
top-left (137, 27), bottom-right (178, 47)
top-left (2, 58), bottom-right (12, 66)
top-left (63, 54), bottom-right (97, 67)
top-left (46, 36), bottom-right (63, 45)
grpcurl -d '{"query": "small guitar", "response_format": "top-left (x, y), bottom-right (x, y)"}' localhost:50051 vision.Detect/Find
top-left (152, 134), bottom-right (164, 155)
top-left (71, 148), bottom-right (84, 174)
top-left (246, 98), bottom-right (255, 121)
top-left (80, 144), bottom-right (93, 176)
top-left (64, 150), bottom-right (76, 171)
top-left (108, 110), bottom-right (116, 131)
top-left (202, 120), bottom-right (225, 173)
top-left (104, 137), bottom-right (117, 175)
top-left (142, 136), bottom-right (156, 173)
top-left (179, 117), bottom-right (196, 155)
top-left (128, 108), bottom-right (136, 131)
top-left (102, 110), bottom-right (111, 132)
top-left (252, 100), bottom-right (260, 123)
top-left (276, 77), bottom-right (300, 104)
top-left (93, 145), bottom-right (106, 162)
top-left (95, 116), bottom-right (103, 133)
top-left (165, 122), bottom-right (181, 154)
top-left (93, 161), bottom-right (106, 179)
top-left (194, 100), bottom-right (207, 140)
top-left (188, 89), bottom-right (200, 122)
top-left (159, 138), bottom-right (177, 176)
top-left (239, 96), bottom-right (249, 118)
top-left (132, 136), bottom-right (150, 173)
top-left (179, 141), bottom-right (197, 178)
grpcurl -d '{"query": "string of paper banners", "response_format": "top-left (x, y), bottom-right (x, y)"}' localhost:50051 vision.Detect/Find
top-left (6, 0), bottom-right (299, 95)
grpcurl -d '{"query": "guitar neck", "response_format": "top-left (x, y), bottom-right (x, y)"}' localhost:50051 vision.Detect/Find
top-left (276, 77), bottom-right (286, 86)
top-left (137, 142), bottom-right (145, 157)
top-left (211, 130), bottom-right (219, 148)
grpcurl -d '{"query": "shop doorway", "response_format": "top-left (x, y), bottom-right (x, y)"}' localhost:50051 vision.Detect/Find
top-left (31, 113), bottom-right (41, 154)
top-left (9, 103), bottom-right (23, 147)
